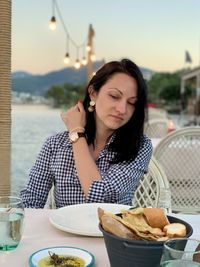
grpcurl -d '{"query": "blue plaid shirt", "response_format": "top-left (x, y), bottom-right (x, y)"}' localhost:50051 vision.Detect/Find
top-left (20, 131), bottom-right (152, 208)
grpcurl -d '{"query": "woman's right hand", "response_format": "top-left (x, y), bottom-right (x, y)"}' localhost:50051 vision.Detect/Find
top-left (60, 101), bottom-right (86, 132)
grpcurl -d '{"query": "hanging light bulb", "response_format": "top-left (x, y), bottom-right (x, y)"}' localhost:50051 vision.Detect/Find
top-left (86, 43), bottom-right (91, 52)
top-left (63, 52), bottom-right (70, 64)
top-left (74, 47), bottom-right (81, 69)
top-left (49, 16), bottom-right (56, 31)
top-left (63, 34), bottom-right (70, 64)
top-left (49, 0), bottom-right (56, 31)
top-left (81, 45), bottom-right (87, 65)
top-left (82, 56), bottom-right (87, 66)
top-left (90, 52), bottom-right (96, 61)
top-left (74, 59), bottom-right (81, 69)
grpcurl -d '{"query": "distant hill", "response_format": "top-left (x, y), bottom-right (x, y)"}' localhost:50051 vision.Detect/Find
top-left (12, 60), bottom-right (154, 96)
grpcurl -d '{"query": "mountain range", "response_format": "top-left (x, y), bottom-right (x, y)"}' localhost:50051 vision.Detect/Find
top-left (12, 60), bottom-right (154, 96)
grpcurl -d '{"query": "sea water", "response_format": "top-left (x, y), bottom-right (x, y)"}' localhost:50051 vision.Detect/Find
top-left (0, 212), bottom-right (24, 251)
top-left (160, 259), bottom-right (200, 267)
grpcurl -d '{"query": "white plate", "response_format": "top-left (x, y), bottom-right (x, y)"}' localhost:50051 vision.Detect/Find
top-left (29, 246), bottom-right (94, 267)
top-left (49, 203), bottom-right (131, 236)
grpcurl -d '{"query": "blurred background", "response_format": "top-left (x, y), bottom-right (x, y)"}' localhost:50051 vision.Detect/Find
top-left (10, 0), bottom-right (200, 194)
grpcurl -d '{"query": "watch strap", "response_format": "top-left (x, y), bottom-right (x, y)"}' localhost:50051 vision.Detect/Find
top-left (69, 131), bottom-right (85, 143)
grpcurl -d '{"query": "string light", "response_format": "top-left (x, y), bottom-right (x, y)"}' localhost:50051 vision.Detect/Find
top-left (48, 0), bottom-right (96, 80)
top-left (90, 52), bottom-right (96, 62)
top-left (63, 34), bottom-right (70, 64)
top-left (74, 59), bottom-right (81, 69)
top-left (74, 47), bottom-right (80, 69)
top-left (49, 0), bottom-right (94, 68)
top-left (63, 52), bottom-right (70, 64)
top-left (49, 0), bottom-right (56, 31)
top-left (86, 43), bottom-right (91, 52)
top-left (82, 56), bottom-right (87, 66)
top-left (81, 45), bottom-right (87, 65)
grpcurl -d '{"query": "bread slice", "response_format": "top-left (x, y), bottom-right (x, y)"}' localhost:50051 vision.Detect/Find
top-left (143, 208), bottom-right (170, 229)
top-left (163, 223), bottom-right (186, 237)
top-left (101, 214), bottom-right (137, 239)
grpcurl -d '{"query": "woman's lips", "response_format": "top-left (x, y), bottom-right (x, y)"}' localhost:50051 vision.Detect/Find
top-left (110, 115), bottom-right (123, 121)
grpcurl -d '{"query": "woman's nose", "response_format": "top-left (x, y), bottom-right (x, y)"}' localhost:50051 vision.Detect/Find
top-left (116, 101), bottom-right (126, 114)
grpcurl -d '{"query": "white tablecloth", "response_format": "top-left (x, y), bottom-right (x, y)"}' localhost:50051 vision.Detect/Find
top-left (0, 209), bottom-right (200, 267)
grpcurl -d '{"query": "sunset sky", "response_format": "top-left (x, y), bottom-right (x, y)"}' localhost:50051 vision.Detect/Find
top-left (12, 0), bottom-right (200, 74)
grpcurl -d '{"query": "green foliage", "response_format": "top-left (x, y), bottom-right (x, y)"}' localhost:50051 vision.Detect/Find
top-left (46, 83), bottom-right (85, 108)
top-left (147, 70), bottom-right (193, 107)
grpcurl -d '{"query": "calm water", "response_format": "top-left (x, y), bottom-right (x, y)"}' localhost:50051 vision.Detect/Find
top-left (11, 105), bottom-right (65, 195)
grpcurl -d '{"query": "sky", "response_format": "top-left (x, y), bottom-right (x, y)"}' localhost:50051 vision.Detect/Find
top-left (12, 0), bottom-right (200, 75)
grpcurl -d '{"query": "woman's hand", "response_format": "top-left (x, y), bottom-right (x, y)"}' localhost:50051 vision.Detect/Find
top-left (61, 101), bottom-right (86, 132)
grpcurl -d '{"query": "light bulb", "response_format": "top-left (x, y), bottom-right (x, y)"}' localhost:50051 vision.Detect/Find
top-left (90, 53), bottom-right (96, 61)
top-left (63, 52), bottom-right (70, 64)
top-left (49, 16), bottom-right (56, 31)
top-left (74, 59), bottom-right (81, 69)
top-left (86, 44), bottom-right (91, 52)
top-left (82, 56), bottom-right (87, 66)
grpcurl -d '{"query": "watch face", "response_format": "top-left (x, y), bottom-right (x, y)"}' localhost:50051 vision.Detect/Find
top-left (70, 132), bottom-right (78, 142)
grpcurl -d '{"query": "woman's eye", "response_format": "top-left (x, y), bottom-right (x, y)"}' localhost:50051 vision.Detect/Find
top-left (110, 94), bottom-right (119, 99)
top-left (128, 102), bottom-right (136, 106)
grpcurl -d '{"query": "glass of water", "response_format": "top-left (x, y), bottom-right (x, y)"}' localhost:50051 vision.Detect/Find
top-left (158, 187), bottom-right (172, 214)
top-left (160, 238), bottom-right (200, 266)
top-left (0, 196), bottom-right (24, 251)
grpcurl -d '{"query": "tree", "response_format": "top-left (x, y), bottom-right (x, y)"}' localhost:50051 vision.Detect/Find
top-left (0, 0), bottom-right (11, 195)
top-left (46, 83), bottom-right (85, 108)
top-left (46, 85), bottom-right (65, 107)
top-left (147, 71), bottom-right (190, 106)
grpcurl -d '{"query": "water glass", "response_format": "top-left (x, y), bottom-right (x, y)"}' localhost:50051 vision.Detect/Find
top-left (0, 196), bottom-right (24, 251)
top-left (160, 238), bottom-right (200, 266)
top-left (158, 187), bottom-right (172, 213)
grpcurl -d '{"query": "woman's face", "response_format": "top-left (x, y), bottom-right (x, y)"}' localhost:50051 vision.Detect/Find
top-left (91, 72), bottom-right (138, 132)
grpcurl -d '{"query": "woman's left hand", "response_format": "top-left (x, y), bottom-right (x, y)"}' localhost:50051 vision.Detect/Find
top-left (61, 101), bottom-right (86, 132)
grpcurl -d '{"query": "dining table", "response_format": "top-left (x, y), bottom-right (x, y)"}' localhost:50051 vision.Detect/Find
top-left (0, 208), bottom-right (200, 267)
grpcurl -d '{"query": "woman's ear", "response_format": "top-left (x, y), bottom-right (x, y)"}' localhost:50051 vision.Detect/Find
top-left (88, 85), bottom-right (96, 99)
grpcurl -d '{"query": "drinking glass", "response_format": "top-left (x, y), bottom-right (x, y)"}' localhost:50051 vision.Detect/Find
top-left (0, 196), bottom-right (24, 251)
top-left (158, 187), bottom-right (172, 214)
top-left (160, 238), bottom-right (200, 266)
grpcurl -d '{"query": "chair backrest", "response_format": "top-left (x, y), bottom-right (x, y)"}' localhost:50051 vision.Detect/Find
top-left (144, 118), bottom-right (172, 139)
top-left (153, 126), bottom-right (200, 213)
top-left (45, 185), bottom-right (56, 209)
top-left (133, 156), bottom-right (171, 211)
top-left (148, 108), bottom-right (168, 120)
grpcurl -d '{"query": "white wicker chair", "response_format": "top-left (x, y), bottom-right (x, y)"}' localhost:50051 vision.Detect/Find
top-left (45, 185), bottom-right (56, 209)
top-left (144, 118), bottom-right (173, 139)
top-left (153, 126), bottom-right (200, 213)
top-left (148, 108), bottom-right (168, 120)
top-left (133, 156), bottom-right (171, 211)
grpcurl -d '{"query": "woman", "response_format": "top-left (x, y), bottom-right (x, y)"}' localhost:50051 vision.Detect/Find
top-left (20, 58), bottom-right (152, 208)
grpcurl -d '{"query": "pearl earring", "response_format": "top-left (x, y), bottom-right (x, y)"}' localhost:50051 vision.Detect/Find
top-left (88, 100), bottom-right (96, 112)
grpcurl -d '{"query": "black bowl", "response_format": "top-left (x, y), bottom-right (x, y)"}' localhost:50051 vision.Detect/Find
top-left (99, 215), bottom-right (193, 267)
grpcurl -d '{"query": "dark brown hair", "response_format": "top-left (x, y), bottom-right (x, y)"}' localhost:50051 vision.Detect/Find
top-left (83, 58), bottom-right (148, 162)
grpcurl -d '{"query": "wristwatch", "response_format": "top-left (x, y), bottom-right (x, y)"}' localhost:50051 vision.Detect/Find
top-left (69, 132), bottom-right (85, 143)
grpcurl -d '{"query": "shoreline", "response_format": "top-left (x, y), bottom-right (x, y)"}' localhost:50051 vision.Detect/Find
top-left (12, 103), bottom-right (61, 112)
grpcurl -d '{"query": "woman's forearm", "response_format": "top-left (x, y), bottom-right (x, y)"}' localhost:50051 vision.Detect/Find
top-left (72, 137), bottom-right (101, 196)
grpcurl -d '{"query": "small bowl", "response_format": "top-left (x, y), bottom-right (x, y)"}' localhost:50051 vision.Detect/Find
top-left (99, 215), bottom-right (193, 267)
top-left (29, 246), bottom-right (95, 267)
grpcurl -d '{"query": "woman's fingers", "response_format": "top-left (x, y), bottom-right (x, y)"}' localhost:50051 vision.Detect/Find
top-left (77, 101), bottom-right (84, 112)
top-left (60, 102), bottom-right (86, 131)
